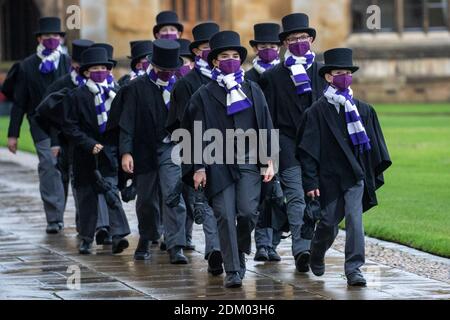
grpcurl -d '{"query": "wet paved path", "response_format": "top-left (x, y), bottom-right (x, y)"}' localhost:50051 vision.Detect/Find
top-left (0, 156), bottom-right (449, 300)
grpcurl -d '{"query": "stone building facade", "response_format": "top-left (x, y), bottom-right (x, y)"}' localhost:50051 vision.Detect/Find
top-left (1, 0), bottom-right (450, 102)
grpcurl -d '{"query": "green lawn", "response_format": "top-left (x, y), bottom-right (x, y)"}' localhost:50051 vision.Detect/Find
top-left (0, 103), bottom-right (449, 257)
top-left (363, 103), bottom-right (450, 258)
top-left (0, 116), bottom-right (35, 153)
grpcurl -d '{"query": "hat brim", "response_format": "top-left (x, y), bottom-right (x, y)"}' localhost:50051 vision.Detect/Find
top-left (189, 40), bottom-right (209, 54)
top-left (249, 40), bottom-right (281, 47)
top-left (130, 54), bottom-right (152, 70)
top-left (279, 28), bottom-right (316, 43)
top-left (319, 65), bottom-right (359, 78)
top-left (80, 61), bottom-right (114, 74)
top-left (207, 46), bottom-right (248, 68)
top-left (148, 55), bottom-right (185, 71)
top-left (35, 31), bottom-right (66, 37)
top-left (153, 23), bottom-right (184, 38)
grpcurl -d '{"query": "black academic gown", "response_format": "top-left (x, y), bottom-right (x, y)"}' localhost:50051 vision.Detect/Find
top-left (296, 96), bottom-right (392, 213)
top-left (8, 53), bottom-right (71, 141)
top-left (166, 68), bottom-right (212, 134)
top-left (62, 85), bottom-right (121, 188)
top-left (118, 74), bottom-right (131, 87)
top-left (181, 80), bottom-right (277, 200)
top-left (118, 75), bottom-right (170, 175)
top-left (1, 62), bottom-right (20, 101)
top-left (245, 67), bottom-right (261, 83)
top-left (259, 62), bottom-right (327, 170)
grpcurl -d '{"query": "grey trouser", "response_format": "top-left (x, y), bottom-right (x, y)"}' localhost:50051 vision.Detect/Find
top-left (255, 227), bottom-right (282, 249)
top-left (34, 138), bottom-right (65, 224)
top-left (311, 180), bottom-right (365, 276)
top-left (137, 143), bottom-right (186, 250)
top-left (136, 172), bottom-right (162, 242)
top-left (279, 166), bottom-right (311, 256)
top-left (76, 176), bottom-right (130, 242)
top-left (211, 165), bottom-right (261, 273)
top-left (183, 184), bottom-right (220, 258)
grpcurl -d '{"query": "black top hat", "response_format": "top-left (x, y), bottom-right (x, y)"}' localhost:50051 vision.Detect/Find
top-left (80, 47), bottom-right (114, 74)
top-left (92, 43), bottom-right (117, 67)
top-left (319, 48), bottom-right (359, 78)
top-left (149, 39), bottom-right (184, 71)
top-left (35, 17), bottom-right (66, 37)
top-left (279, 13), bottom-right (316, 42)
top-left (250, 23), bottom-right (281, 47)
top-left (207, 31), bottom-right (248, 67)
top-left (189, 22), bottom-right (220, 53)
top-left (153, 11), bottom-right (184, 38)
top-left (177, 39), bottom-right (194, 60)
top-left (71, 39), bottom-right (94, 63)
top-left (128, 41), bottom-right (153, 70)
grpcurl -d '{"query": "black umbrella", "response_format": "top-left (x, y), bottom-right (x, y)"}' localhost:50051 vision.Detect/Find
top-left (301, 197), bottom-right (322, 240)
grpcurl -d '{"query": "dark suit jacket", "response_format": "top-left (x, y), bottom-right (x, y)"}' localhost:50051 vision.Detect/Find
top-left (296, 97), bottom-right (392, 212)
top-left (118, 75), bottom-right (170, 175)
top-left (181, 80), bottom-right (277, 200)
top-left (167, 68), bottom-right (212, 133)
top-left (8, 53), bottom-right (71, 141)
top-left (62, 85), bottom-right (120, 187)
top-left (245, 67), bottom-right (261, 83)
top-left (259, 62), bottom-right (327, 170)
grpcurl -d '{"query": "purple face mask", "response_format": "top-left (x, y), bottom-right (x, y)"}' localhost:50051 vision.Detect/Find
top-left (201, 49), bottom-right (211, 61)
top-left (139, 60), bottom-right (150, 72)
top-left (258, 48), bottom-right (279, 63)
top-left (332, 73), bottom-right (353, 91)
top-left (42, 38), bottom-right (60, 51)
top-left (160, 33), bottom-right (178, 40)
top-left (90, 70), bottom-right (110, 83)
top-left (158, 70), bottom-right (175, 81)
top-left (176, 65), bottom-right (192, 78)
top-left (289, 41), bottom-right (310, 57)
top-left (218, 59), bottom-right (241, 75)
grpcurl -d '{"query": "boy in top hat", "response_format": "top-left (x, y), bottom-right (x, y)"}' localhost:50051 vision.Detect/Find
top-left (7, 17), bottom-right (70, 234)
top-left (167, 22), bottom-right (223, 276)
top-left (62, 47), bottom-right (131, 255)
top-left (181, 31), bottom-right (277, 288)
top-left (153, 11), bottom-right (184, 40)
top-left (259, 13), bottom-right (327, 273)
top-left (246, 23), bottom-right (282, 83)
top-left (296, 48), bottom-right (391, 286)
top-left (92, 43), bottom-right (118, 88)
top-left (37, 39), bottom-right (113, 244)
top-left (119, 40), bottom-right (189, 264)
top-left (118, 41), bottom-right (153, 87)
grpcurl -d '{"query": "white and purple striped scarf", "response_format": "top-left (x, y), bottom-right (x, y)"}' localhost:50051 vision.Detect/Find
top-left (324, 85), bottom-right (371, 153)
top-left (194, 56), bottom-right (214, 80)
top-left (106, 73), bottom-right (116, 89)
top-left (70, 68), bottom-right (87, 87)
top-left (129, 69), bottom-right (146, 81)
top-left (252, 56), bottom-right (280, 75)
top-left (37, 44), bottom-right (62, 74)
top-left (146, 65), bottom-right (177, 109)
top-left (212, 68), bottom-right (253, 116)
top-left (86, 79), bottom-right (116, 134)
top-left (284, 49), bottom-right (315, 95)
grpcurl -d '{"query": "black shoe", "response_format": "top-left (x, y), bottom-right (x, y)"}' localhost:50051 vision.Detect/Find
top-left (310, 251), bottom-right (325, 276)
top-left (254, 247), bottom-right (269, 262)
top-left (112, 237), bottom-right (129, 254)
top-left (347, 272), bottom-right (367, 287)
top-left (207, 251), bottom-right (224, 276)
top-left (160, 241), bottom-right (167, 251)
top-left (46, 222), bottom-right (62, 234)
top-left (268, 247), bottom-right (281, 262)
top-left (295, 251), bottom-right (311, 273)
top-left (104, 235), bottom-right (113, 245)
top-left (79, 240), bottom-right (93, 255)
top-left (224, 272), bottom-right (242, 288)
top-left (169, 247), bottom-right (189, 265)
top-left (95, 228), bottom-right (109, 245)
top-left (238, 251), bottom-right (246, 280)
top-left (134, 239), bottom-right (151, 261)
